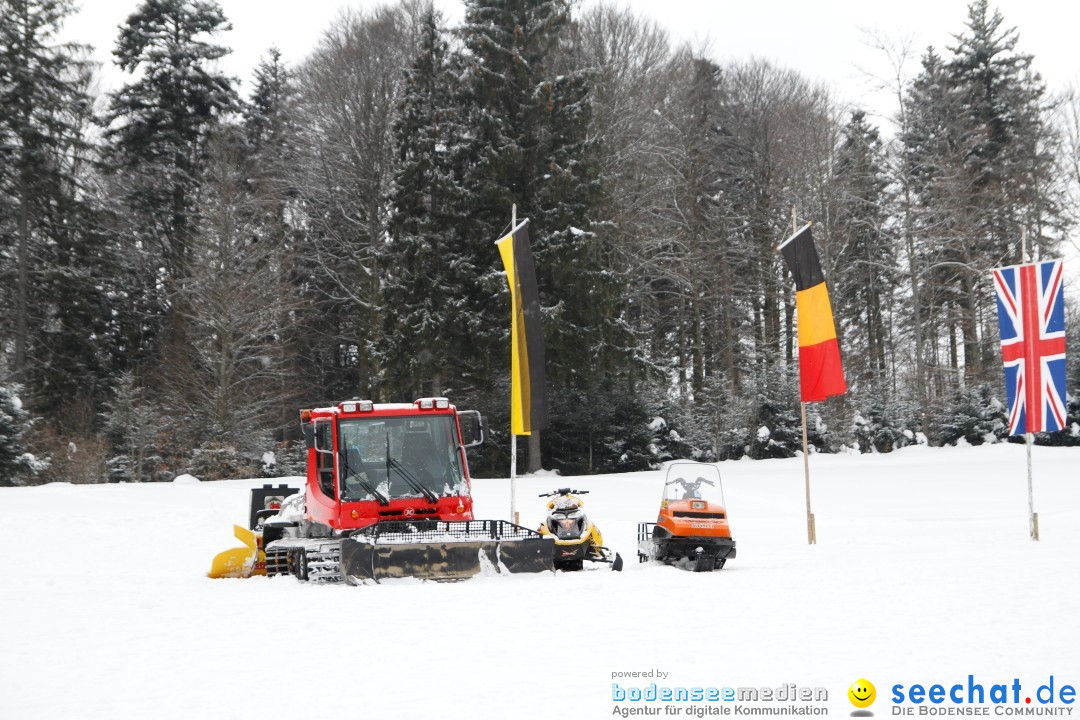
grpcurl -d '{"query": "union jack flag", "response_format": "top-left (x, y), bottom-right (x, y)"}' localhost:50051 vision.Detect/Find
top-left (991, 259), bottom-right (1067, 435)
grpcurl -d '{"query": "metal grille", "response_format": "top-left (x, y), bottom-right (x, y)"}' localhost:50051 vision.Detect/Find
top-left (352, 519), bottom-right (543, 543)
top-left (672, 511), bottom-right (725, 519)
top-left (265, 549), bottom-right (290, 577)
top-left (637, 522), bottom-right (656, 563)
top-left (377, 507), bottom-right (438, 517)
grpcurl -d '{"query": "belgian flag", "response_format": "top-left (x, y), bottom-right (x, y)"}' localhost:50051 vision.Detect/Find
top-left (496, 220), bottom-right (547, 435)
top-left (779, 223), bottom-right (847, 403)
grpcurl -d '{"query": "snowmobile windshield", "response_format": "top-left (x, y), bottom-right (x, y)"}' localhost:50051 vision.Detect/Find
top-left (338, 415), bottom-right (467, 502)
top-left (548, 510), bottom-right (586, 539)
top-left (662, 463), bottom-right (725, 505)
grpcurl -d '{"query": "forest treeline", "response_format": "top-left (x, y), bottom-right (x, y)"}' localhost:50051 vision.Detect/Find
top-left (1, 0), bottom-right (1079, 485)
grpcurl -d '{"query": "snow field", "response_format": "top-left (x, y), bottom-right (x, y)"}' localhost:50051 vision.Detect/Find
top-left (1, 443), bottom-right (1077, 720)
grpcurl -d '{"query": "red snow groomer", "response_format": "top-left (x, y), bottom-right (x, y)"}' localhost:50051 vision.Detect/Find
top-left (209, 398), bottom-right (554, 583)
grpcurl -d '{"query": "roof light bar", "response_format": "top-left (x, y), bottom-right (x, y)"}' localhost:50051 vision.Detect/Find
top-left (415, 397), bottom-right (451, 410)
top-left (340, 400), bottom-right (375, 413)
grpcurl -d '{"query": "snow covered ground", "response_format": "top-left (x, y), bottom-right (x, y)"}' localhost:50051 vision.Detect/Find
top-left (2, 443), bottom-right (1078, 720)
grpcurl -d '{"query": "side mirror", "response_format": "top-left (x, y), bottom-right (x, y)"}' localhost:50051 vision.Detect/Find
top-left (458, 410), bottom-right (485, 448)
top-left (302, 423), bottom-right (315, 449)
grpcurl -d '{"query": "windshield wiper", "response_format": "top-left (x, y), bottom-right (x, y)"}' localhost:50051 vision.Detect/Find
top-left (389, 458), bottom-right (438, 503)
top-left (341, 451), bottom-right (389, 505)
top-left (385, 432), bottom-right (439, 503)
top-left (345, 471), bottom-right (390, 506)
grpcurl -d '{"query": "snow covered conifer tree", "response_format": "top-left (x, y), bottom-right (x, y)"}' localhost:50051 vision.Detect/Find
top-left (747, 395), bottom-right (800, 460)
top-left (853, 399), bottom-right (917, 453)
top-left (0, 0), bottom-right (112, 418)
top-left (0, 0), bottom-right (87, 377)
top-left (241, 48), bottom-right (310, 440)
top-left (831, 110), bottom-right (894, 397)
top-left (1065, 395), bottom-right (1080, 447)
top-left (379, 8), bottom-right (471, 400)
top-left (104, 0), bottom-right (238, 345)
top-left (458, 0), bottom-right (638, 473)
top-left (934, 384), bottom-right (1007, 446)
top-left (902, 2), bottom-right (1065, 395)
top-left (244, 47), bottom-right (291, 154)
top-left (0, 384), bottom-right (41, 485)
top-left (102, 372), bottom-right (160, 483)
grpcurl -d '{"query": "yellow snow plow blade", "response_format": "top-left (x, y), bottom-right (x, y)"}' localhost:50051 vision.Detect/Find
top-left (208, 525), bottom-right (266, 578)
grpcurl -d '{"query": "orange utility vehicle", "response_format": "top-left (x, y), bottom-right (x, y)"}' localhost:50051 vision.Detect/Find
top-left (637, 461), bottom-right (736, 572)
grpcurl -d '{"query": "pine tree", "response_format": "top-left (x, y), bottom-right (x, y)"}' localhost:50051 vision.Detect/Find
top-left (747, 394), bottom-right (801, 460)
top-left (244, 47), bottom-right (291, 152)
top-left (0, 0), bottom-right (120, 427)
top-left (0, 383), bottom-right (43, 485)
top-left (902, 2), bottom-right (1065, 395)
top-left (853, 399), bottom-right (918, 453)
top-left (101, 371), bottom-right (160, 482)
top-left (1065, 394), bottom-right (1080, 447)
top-left (0, 0), bottom-right (92, 377)
top-left (379, 9), bottom-right (470, 400)
top-left (32, 187), bottom-right (115, 421)
top-left (946, 1), bottom-right (1062, 380)
top-left (104, 0), bottom-right (238, 311)
top-left (831, 110), bottom-right (894, 395)
top-left (901, 46), bottom-right (967, 397)
top-left (459, 0), bottom-right (636, 473)
top-left (1066, 304), bottom-right (1080, 445)
top-left (934, 383), bottom-right (1007, 446)
top-left (948, 0), bottom-right (1061, 251)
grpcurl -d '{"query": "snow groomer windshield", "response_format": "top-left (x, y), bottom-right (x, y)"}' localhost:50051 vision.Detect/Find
top-left (338, 416), bottom-right (466, 501)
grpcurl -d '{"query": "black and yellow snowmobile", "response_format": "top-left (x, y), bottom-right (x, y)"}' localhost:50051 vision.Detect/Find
top-left (537, 488), bottom-right (623, 571)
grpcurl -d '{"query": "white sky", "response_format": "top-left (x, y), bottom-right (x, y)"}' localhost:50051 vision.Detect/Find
top-left (61, 0), bottom-right (1080, 123)
top-left (59, 0), bottom-right (1080, 261)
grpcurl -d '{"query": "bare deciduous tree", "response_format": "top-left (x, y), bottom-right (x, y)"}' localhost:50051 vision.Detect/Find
top-left (159, 132), bottom-right (300, 474)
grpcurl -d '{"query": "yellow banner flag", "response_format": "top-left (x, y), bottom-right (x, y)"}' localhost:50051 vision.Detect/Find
top-left (496, 221), bottom-right (546, 435)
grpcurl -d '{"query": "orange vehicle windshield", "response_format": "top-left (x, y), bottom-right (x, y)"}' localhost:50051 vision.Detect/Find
top-left (662, 463), bottom-right (725, 506)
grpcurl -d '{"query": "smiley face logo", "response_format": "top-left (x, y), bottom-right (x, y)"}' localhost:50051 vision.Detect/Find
top-left (848, 678), bottom-right (876, 709)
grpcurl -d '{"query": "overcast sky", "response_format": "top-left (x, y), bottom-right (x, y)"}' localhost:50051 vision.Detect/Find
top-left (62, 0), bottom-right (1079, 125)
top-left (57, 0), bottom-right (1080, 260)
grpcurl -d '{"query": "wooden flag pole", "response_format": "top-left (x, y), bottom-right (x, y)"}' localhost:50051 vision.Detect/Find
top-left (1027, 433), bottom-right (1038, 540)
top-left (801, 402), bottom-right (815, 544)
top-left (1020, 227), bottom-right (1038, 541)
top-left (510, 204), bottom-right (519, 526)
top-left (792, 206), bottom-right (816, 545)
